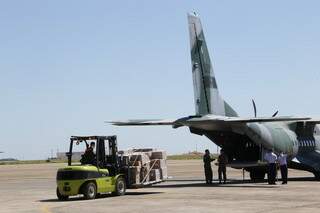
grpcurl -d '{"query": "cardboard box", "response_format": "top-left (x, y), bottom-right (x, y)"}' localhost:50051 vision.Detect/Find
top-left (150, 159), bottom-right (166, 169)
top-left (129, 161), bottom-right (142, 167)
top-left (129, 166), bottom-right (141, 173)
top-left (130, 152), bottom-right (150, 165)
top-left (140, 163), bottom-right (150, 183)
top-left (151, 151), bottom-right (167, 160)
top-left (149, 169), bottom-right (161, 182)
top-left (133, 149), bottom-right (153, 158)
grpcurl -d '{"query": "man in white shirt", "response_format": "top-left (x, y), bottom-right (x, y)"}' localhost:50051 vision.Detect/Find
top-left (278, 152), bottom-right (288, 184)
top-left (264, 149), bottom-right (277, 185)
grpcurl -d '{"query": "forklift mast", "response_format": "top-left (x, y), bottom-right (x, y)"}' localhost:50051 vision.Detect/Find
top-left (108, 136), bottom-right (118, 162)
top-left (105, 136), bottom-right (120, 175)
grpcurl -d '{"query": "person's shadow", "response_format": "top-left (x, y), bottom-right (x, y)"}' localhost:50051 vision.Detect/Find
top-left (152, 176), bottom-right (317, 189)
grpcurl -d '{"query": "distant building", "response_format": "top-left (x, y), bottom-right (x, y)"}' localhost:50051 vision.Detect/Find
top-left (0, 158), bottom-right (17, 162)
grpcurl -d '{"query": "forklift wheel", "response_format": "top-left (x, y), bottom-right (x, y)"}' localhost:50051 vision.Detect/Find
top-left (83, 182), bottom-right (97, 200)
top-left (56, 188), bottom-right (69, 201)
top-left (112, 177), bottom-right (126, 196)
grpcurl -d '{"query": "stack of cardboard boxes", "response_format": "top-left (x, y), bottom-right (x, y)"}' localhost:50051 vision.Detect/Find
top-left (120, 149), bottom-right (167, 185)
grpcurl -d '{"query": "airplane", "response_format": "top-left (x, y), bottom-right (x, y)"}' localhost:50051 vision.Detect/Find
top-left (110, 12), bottom-right (320, 180)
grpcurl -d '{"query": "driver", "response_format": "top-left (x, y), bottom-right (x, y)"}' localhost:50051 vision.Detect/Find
top-left (85, 141), bottom-right (95, 154)
top-left (81, 141), bottom-right (96, 164)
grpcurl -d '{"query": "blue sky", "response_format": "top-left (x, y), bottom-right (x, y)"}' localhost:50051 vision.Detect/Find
top-left (1, 1), bottom-right (320, 160)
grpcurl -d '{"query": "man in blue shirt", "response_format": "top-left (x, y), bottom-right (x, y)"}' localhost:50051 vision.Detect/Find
top-left (264, 149), bottom-right (277, 185)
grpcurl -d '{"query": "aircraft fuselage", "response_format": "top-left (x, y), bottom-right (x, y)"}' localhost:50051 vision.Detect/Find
top-left (189, 121), bottom-right (320, 177)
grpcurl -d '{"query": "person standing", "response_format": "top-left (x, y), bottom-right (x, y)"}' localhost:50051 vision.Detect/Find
top-left (278, 152), bottom-right (288, 184)
top-left (203, 149), bottom-right (214, 184)
top-left (218, 149), bottom-right (228, 184)
top-left (264, 149), bottom-right (277, 185)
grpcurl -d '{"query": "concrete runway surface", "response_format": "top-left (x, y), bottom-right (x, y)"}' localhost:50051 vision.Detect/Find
top-left (1, 160), bottom-right (320, 213)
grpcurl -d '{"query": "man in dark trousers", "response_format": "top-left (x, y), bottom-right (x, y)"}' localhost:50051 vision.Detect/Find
top-left (203, 149), bottom-right (214, 184)
top-left (278, 152), bottom-right (288, 184)
top-left (264, 149), bottom-right (277, 184)
top-left (218, 149), bottom-right (228, 184)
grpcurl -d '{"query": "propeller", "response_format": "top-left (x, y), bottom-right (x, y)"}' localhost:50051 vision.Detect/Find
top-left (252, 99), bottom-right (257, 117)
top-left (251, 99), bottom-right (278, 118)
top-left (272, 111), bottom-right (279, 117)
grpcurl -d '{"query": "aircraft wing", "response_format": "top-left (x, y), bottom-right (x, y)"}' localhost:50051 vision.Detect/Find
top-left (214, 116), bottom-right (310, 123)
top-left (108, 116), bottom-right (310, 128)
top-left (107, 119), bottom-right (176, 126)
top-left (304, 118), bottom-right (320, 124)
top-left (184, 115), bottom-right (311, 123)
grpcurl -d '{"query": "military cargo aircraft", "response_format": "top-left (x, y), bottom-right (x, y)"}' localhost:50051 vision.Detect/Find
top-left (110, 13), bottom-right (320, 180)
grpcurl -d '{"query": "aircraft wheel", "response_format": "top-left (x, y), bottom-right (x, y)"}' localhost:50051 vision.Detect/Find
top-left (83, 182), bottom-right (97, 199)
top-left (56, 187), bottom-right (69, 201)
top-left (313, 172), bottom-right (320, 180)
top-left (112, 177), bottom-right (126, 196)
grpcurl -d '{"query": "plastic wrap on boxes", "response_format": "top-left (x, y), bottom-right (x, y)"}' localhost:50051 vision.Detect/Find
top-left (149, 169), bottom-right (161, 181)
top-left (133, 149), bottom-right (153, 158)
top-left (160, 166), bottom-right (168, 179)
top-left (150, 159), bottom-right (166, 169)
top-left (151, 151), bottom-right (167, 160)
top-left (129, 161), bottom-right (142, 167)
top-left (119, 148), bottom-right (168, 185)
top-left (130, 152), bottom-right (150, 165)
top-left (140, 163), bottom-right (150, 183)
top-left (132, 148), bottom-right (153, 152)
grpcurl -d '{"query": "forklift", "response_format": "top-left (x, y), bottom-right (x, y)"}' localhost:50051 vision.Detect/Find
top-left (56, 135), bottom-right (126, 200)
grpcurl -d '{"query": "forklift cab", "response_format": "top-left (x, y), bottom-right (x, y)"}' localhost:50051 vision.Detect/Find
top-left (67, 135), bottom-right (120, 176)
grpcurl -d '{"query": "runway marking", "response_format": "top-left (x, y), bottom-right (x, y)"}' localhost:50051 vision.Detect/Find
top-left (40, 205), bottom-right (52, 213)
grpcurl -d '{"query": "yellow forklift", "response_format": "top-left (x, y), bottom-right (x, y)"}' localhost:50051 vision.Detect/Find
top-left (56, 135), bottom-right (127, 200)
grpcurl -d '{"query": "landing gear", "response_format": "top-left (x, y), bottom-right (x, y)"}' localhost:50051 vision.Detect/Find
top-left (313, 172), bottom-right (320, 180)
top-left (249, 170), bottom-right (266, 181)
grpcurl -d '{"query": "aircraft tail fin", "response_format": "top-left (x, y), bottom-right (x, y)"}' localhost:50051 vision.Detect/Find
top-left (188, 12), bottom-right (238, 117)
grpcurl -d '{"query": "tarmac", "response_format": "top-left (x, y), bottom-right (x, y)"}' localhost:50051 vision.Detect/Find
top-left (1, 160), bottom-right (320, 213)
